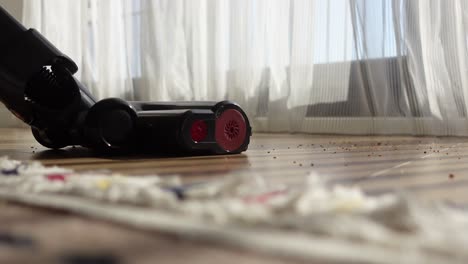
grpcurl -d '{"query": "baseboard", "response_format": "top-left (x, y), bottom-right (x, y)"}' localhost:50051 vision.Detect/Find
top-left (253, 117), bottom-right (468, 136)
top-left (0, 106), bottom-right (26, 128)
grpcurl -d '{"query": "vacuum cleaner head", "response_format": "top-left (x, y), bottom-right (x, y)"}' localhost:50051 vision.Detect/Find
top-left (0, 5), bottom-right (251, 155)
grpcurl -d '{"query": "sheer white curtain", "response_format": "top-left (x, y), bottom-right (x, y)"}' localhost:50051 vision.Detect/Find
top-left (22, 0), bottom-right (468, 135)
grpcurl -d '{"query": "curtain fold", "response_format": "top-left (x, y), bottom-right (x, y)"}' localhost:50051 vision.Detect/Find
top-left (22, 0), bottom-right (468, 135)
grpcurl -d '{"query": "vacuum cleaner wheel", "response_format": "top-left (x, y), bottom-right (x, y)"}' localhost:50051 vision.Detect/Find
top-left (215, 109), bottom-right (247, 153)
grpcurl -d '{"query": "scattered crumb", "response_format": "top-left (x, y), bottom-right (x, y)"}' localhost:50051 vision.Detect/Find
top-left (293, 161), bottom-right (297, 164)
top-left (267, 151), bottom-right (271, 154)
top-left (377, 142), bottom-right (382, 146)
top-left (299, 163), bottom-right (303, 167)
top-left (449, 174), bottom-right (455, 179)
top-left (273, 156), bottom-right (277, 159)
top-left (424, 151), bottom-right (427, 154)
top-left (310, 163), bottom-right (314, 167)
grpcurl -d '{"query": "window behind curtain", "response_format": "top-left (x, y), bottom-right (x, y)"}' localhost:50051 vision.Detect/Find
top-left (118, 0), bottom-right (402, 117)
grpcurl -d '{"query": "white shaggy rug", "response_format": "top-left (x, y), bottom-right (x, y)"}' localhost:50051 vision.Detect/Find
top-left (0, 157), bottom-right (467, 264)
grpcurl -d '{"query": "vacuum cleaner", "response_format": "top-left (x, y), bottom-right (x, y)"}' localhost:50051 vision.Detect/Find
top-left (0, 6), bottom-right (251, 154)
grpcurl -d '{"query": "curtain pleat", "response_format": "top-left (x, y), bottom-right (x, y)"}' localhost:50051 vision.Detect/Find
top-left (21, 0), bottom-right (468, 135)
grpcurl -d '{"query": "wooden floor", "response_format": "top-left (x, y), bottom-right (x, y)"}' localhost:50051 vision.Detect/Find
top-left (1, 128), bottom-right (468, 263)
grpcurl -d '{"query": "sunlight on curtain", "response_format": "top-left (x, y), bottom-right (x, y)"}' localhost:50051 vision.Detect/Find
top-left (22, 0), bottom-right (468, 135)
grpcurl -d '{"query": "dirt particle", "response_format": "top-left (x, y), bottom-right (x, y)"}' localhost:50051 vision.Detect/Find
top-left (310, 163), bottom-right (314, 167)
top-left (273, 156), bottom-right (277, 159)
top-left (424, 151), bottom-right (427, 154)
top-left (449, 174), bottom-right (455, 179)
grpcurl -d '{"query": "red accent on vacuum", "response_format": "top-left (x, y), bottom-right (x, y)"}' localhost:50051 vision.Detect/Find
top-left (215, 109), bottom-right (247, 152)
top-left (190, 120), bottom-right (208, 142)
